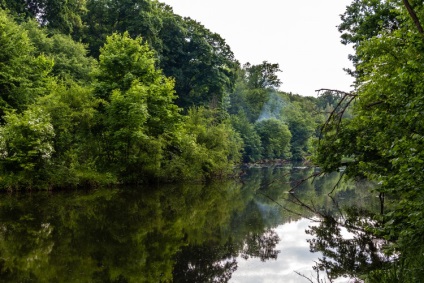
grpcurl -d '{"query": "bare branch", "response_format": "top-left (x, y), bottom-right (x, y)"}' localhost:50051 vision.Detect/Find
top-left (315, 89), bottom-right (357, 97)
top-left (327, 171), bottom-right (346, 196)
top-left (289, 171), bottom-right (324, 192)
top-left (364, 100), bottom-right (385, 109)
top-left (287, 193), bottom-right (326, 218)
top-left (317, 92), bottom-right (355, 144)
top-left (294, 271), bottom-right (315, 283)
top-left (256, 191), bottom-right (320, 222)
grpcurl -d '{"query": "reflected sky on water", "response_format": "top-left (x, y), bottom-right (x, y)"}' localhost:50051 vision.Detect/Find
top-left (232, 218), bottom-right (316, 283)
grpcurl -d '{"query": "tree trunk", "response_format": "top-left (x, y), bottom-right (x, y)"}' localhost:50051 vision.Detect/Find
top-left (403, 0), bottom-right (424, 35)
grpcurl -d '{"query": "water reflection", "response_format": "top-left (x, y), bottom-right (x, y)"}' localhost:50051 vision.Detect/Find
top-left (287, 170), bottom-right (387, 283)
top-left (233, 167), bottom-right (382, 283)
top-left (306, 208), bottom-right (391, 282)
top-left (0, 166), bottom-right (378, 282)
top-left (231, 219), bottom-right (321, 283)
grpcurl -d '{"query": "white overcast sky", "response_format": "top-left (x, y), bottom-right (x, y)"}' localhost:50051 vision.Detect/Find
top-left (160, 0), bottom-right (355, 97)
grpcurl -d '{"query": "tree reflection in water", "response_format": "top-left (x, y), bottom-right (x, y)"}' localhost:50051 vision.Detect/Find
top-left (303, 202), bottom-right (391, 282)
top-left (172, 229), bottom-right (280, 283)
top-left (240, 229), bottom-right (280, 261)
top-left (279, 168), bottom-right (391, 282)
top-left (0, 171), bottom-right (285, 283)
top-left (173, 242), bottom-right (238, 283)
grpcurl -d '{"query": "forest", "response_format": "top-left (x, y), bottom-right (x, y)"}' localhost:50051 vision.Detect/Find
top-left (2, 0), bottom-right (424, 282)
top-left (0, 0), bottom-right (335, 189)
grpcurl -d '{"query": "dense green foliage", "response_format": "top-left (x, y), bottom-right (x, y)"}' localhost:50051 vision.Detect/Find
top-left (229, 62), bottom-right (321, 162)
top-left (0, 11), bottom-right (52, 118)
top-left (315, 0), bottom-right (424, 281)
top-left (0, 1), bottom-right (331, 189)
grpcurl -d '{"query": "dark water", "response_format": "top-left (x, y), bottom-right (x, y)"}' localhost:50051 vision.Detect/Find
top-left (0, 166), bottom-right (379, 282)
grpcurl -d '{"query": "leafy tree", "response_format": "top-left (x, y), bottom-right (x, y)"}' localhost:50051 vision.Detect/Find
top-left (35, 81), bottom-right (110, 187)
top-left (229, 64), bottom-right (280, 123)
top-left (231, 112), bottom-right (262, 162)
top-left (254, 118), bottom-right (291, 159)
top-left (0, 0), bottom-right (45, 20)
top-left (0, 9), bottom-right (53, 119)
top-left (169, 107), bottom-right (242, 180)
top-left (339, 0), bottom-right (400, 46)
top-left (0, 107), bottom-right (55, 189)
top-left (229, 63), bottom-right (282, 123)
top-left (82, 0), bottom-right (238, 110)
top-left (338, 0), bottom-right (400, 77)
top-left (162, 17), bottom-right (238, 109)
top-left (243, 61), bottom-right (282, 90)
top-left (94, 32), bottom-right (157, 96)
top-left (229, 62), bottom-right (321, 161)
top-left (93, 32), bottom-right (179, 181)
top-left (95, 32), bottom-right (179, 135)
top-left (282, 100), bottom-right (316, 160)
top-left (101, 83), bottom-right (163, 181)
top-left (230, 87), bottom-right (269, 123)
top-left (23, 19), bottom-right (95, 83)
top-left (315, 91), bottom-right (343, 116)
top-left (1, 0), bottom-right (87, 34)
top-left (83, 0), bottom-right (164, 57)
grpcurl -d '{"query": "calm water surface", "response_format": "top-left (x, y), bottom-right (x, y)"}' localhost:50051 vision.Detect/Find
top-left (0, 166), bottom-right (378, 282)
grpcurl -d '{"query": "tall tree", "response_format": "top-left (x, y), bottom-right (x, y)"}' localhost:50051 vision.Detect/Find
top-left (243, 61), bottom-right (282, 90)
top-left (231, 112), bottom-right (262, 162)
top-left (82, 0), bottom-right (239, 110)
top-left (160, 17), bottom-right (238, 109)
top-left (229, 62), bottom-right (283, 123)
top-left (0, 106), bottom-right (55, 188)
top-left (23, 19), bottom-right (95, 83)
top-left (255, 118), bottom-right (291, 159)
top-left (83, 0), bottom-right (163, 57)
top-left (338, 0), bottom-right (400, 77)
top-left (1, 0), bottom-right (87, 34)
top-left (93, 32), bottom-right (179, 180)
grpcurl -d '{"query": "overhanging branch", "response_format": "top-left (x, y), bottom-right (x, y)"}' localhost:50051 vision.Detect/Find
top-left (315, 89), bottom-right (357, 143)
top-left (403, 0), bottom-right (424, 35)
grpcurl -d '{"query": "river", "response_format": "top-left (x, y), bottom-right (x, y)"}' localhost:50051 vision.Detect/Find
top-left (0, 165), bottom-right (379, 282)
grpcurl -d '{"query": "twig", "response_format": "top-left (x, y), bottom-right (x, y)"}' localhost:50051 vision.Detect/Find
top-left (287, 193), bottom-right (326, 218)
top-left (327, 171), bottom-right (346, 196)
top-left (256, 191), bottom-right (319, 222)
top-left (315, 89), bottom-right (356, 97)
top-left (316, 90), bottom-right (356, 144)
top-left (294, 271), bottom-right (315, 283)
top-left (328, 194), bottom-right (347, 223)
top-left (364, 100), bottom-right (385, 109)
top-left (289, 171), bottom-right (324, 192)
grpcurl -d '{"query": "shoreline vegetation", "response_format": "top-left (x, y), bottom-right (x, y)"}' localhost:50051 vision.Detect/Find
top-left (0, 2), bottom-right (336, 191)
